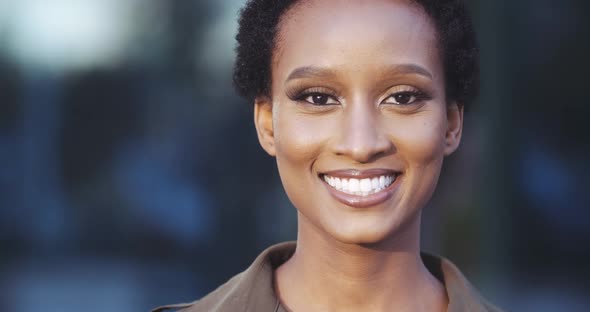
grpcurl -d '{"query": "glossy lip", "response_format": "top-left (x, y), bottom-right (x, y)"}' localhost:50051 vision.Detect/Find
top-left (319, 168), bottom-right (402, 208)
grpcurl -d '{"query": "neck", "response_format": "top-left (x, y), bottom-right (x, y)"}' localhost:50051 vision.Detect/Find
top-left (275, 213), bottom-right (447, 312)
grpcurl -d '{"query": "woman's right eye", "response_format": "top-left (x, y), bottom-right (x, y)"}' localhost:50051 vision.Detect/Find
top-left (302, 93), bottom-right (339, 105)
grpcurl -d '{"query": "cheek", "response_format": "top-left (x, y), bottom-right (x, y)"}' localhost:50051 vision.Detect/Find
top-left (385, 110), bottom-right (447, 167)
top-left (272, 101), bottom-right (335, 208)
top-left (383, 110), bottom-right (447, 212)
top-left (273, 103), bottom-right (334, 165)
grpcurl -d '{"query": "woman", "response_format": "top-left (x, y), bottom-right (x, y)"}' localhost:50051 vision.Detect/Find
top-left (154, 0), bottom-right (503, 311)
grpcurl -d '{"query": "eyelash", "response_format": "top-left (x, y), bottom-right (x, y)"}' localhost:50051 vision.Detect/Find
top-left (289, 88), bottom-right (340, 106)
top-left (382, 89), bottom-right (430, 105)
top-left (289, 87), bottom-right (430, 106)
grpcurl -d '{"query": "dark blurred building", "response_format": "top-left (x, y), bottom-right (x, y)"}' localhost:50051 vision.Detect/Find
top-left (0, 0), bottom-right (588, 311)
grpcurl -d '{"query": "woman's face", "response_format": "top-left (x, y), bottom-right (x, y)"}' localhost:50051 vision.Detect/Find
top-left (255, 0), bottom-right (463, 245)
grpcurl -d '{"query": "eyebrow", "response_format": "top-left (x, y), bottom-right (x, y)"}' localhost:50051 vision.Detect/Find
top-left (285, 63), bottom-right (433, 81)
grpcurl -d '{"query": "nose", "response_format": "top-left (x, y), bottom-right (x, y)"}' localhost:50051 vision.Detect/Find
top-left (332, 102), bottom-right (394, 163)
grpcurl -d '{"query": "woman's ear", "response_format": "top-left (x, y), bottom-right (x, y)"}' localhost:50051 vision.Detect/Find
top-left (444, 101), bottom-right (464, 156)
top-left (254, 96), bottom-right (276, 156)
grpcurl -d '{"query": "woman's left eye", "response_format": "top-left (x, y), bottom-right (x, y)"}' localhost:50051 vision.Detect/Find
top-left (303, 93), bottom-right (339, 105)
top-left (383, 92), bottom-right (420, 105)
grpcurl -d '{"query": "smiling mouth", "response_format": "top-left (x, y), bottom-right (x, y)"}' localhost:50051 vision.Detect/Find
top-left (318, 169), bottom-right (401, 208)
top-left (322, 174), bottom-right (397, 197)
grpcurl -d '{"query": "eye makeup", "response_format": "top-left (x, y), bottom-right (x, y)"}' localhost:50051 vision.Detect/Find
top-left (285, 84), bottom-right (339, 101)
top-left (286, 85), bottom-right (431, 107)
top-left (381, 85), bottom-right (432, 106)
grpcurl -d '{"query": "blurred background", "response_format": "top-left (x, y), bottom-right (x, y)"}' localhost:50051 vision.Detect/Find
top-left (0, 0), bottom-right (588, 311)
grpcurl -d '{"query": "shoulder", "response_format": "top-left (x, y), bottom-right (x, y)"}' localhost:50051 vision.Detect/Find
top-left (422, 252), bottom-right (506, 312)
top-left (152, 242), bottom-right (296, 312)
top-left (151, 272), bottom-right (247, 312)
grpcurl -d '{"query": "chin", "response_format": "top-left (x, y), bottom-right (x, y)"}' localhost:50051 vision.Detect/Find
top-left (323, 214), bottom-right (414, 247)
top-left (332, 232), bottom-right (391, 246)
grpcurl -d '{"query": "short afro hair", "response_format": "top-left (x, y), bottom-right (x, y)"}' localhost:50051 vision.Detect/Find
top-left (233, 0), bottom-right (479, 109)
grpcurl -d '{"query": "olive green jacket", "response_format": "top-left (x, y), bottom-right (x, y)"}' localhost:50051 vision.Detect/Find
top-left (153, 242), bottom-right (504, 312)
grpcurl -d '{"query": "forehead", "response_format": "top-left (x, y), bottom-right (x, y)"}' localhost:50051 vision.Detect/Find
top-left (273, 0), bottom-right (441, 83)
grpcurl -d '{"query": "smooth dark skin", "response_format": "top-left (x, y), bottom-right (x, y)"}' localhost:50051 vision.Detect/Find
top-left (254, 0), bottom-right (463, 311)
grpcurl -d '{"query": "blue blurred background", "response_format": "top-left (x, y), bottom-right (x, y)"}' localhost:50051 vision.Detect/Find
top-left (0, 0), bottom-right (588, 311)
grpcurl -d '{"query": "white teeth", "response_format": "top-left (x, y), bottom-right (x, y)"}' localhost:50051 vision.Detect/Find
top-left (360, 178), bottom-right (371, 192)
top-left (371, 177), bottom-right (379, 189)
top-left (348, 179), bottom-right (360, 193)
top-left (335, 178), bottom-right (342, 190)
top-left (323, 174), bottom-right (397, 196)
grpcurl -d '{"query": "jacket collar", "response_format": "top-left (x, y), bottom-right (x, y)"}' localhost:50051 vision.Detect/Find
top-left (234, 242), bottom-right (498, 312)
top-left (155, 241), bottom-right (501, 312)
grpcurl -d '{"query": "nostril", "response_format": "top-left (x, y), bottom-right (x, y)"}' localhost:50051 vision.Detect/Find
top-left (332, 109), bottom-right (395, 162)
top-left (339, 142), bottom-right (394, 163)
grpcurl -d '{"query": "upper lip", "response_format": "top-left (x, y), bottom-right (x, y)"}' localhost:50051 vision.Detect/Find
top-left (320, 168), bottom-right (400, 179)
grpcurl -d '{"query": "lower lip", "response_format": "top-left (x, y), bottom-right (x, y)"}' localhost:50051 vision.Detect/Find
top-left (320, 175), bottom-right (402, 208)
